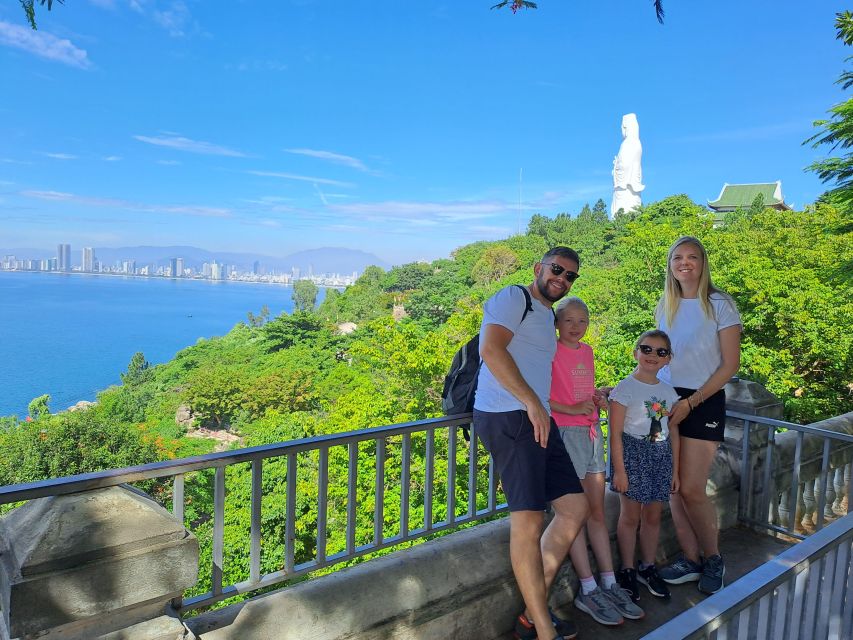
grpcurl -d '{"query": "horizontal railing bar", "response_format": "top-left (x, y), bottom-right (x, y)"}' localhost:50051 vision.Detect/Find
top-left (0, 415), bottom-right (474, 504)
top-left (737, 517), bottom-right (807, 541)
top-left (726, 411), bottom-right (853, 442)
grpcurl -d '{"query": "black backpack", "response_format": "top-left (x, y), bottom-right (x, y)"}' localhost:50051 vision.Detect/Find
top-left (441, 284), bottom-right (534, 417)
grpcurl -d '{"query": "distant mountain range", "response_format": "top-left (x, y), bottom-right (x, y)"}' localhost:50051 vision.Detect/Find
top-left (0, 246), bottom-right (390, 276)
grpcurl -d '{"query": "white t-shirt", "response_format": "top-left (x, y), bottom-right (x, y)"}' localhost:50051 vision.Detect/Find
top-left (657, 293), bottom-right (741, 389)
top-left (609, 375), bottom-right (681, 441)
top-left (474, 285), bottom-right (557, 413)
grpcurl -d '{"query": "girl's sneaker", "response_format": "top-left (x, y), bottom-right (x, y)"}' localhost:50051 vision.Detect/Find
top-left (616, 567), bottom-right (640, 603)
top-left (602, 583), bottom-right (645, 620)
top-left (638, 564), bottom-right (671, 598)
top-left (660, 555), bottom-right (703, 584)
top-left (573, 587), bottom-right (623, 626)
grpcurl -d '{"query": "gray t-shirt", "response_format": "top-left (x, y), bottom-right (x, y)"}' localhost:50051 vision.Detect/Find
top-left (473, 285), bottom-right (557, 413)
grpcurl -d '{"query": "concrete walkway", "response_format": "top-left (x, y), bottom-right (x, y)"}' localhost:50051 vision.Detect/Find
top-left (506, 526), bottom-right (794, 640)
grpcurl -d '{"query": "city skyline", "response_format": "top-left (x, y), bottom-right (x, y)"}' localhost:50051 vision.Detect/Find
top-left (0, 3), bottom-right (847, 264)
top-left (2, 242), bottom-right (362, 286)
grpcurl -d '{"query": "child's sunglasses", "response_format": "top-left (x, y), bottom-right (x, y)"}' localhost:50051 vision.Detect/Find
top-left (638, 344), bottom-right (671, 357)
top-left (542, 262), bottom-right (580, 283)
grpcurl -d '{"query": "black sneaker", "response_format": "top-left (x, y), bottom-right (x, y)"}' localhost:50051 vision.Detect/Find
top-left (638, 564), bottom-right (671, 599)
top-left (616, 567), bottom-right (640, 603)
top-left (698, 554), bottom-right (725, 594)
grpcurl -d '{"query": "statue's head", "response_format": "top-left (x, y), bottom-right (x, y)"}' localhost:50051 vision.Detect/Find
top-left (621, 113), bottom-right (639, 139)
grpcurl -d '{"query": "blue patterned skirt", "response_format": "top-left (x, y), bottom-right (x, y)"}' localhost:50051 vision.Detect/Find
top-left (612, 434), bottom-right (673, 504)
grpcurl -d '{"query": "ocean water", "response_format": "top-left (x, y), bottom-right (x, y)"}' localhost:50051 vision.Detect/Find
top-left (0, 272), bottom-right (320, 417)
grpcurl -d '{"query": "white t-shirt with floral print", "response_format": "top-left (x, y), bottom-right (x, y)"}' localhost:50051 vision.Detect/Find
top-left (609, 374), bottom-right (681, 441)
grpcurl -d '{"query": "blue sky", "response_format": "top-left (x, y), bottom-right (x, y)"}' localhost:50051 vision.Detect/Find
top-left (0, 1), bottom-right (847, 265)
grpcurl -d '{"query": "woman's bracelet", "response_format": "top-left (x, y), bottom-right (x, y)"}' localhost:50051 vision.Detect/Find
top-left (686, 396), bottom-right (695, 411)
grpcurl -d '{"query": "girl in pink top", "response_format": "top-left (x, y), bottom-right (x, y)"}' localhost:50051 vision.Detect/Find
top-left (551, 297), bottom-right (644, 625)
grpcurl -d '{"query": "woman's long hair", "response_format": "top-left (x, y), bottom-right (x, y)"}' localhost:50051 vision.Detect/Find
top-left (656, 236), bottom-right (717, 327)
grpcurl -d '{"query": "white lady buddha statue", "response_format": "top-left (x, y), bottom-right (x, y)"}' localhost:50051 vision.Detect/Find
top-left (611, 113), bottom-right (644, 217)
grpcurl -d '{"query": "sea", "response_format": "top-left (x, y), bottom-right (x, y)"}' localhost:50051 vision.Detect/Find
top-left (0, 271), bottom-right (326, 418)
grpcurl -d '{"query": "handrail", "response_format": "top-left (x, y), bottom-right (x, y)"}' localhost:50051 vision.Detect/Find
top-left (0, 413), bottom-right (499, 612)
top-left (0, 414), bottom-right (473, 504)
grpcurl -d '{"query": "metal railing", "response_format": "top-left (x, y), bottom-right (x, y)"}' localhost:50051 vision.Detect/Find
top-left (0, 415), bottom-right (506, 613)
top-left (642, 512), bottom-right (853, 640)
top-left (732, 411), bottom-right (853, 539)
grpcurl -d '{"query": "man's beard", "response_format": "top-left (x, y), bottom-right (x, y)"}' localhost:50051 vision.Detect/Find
top-left (535, 276), bottom-right (566, 303)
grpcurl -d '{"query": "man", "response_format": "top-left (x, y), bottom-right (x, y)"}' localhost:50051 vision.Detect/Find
top-left (474, 247), bottom-right (589, 640)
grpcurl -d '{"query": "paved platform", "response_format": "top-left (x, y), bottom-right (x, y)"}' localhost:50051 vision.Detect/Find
top-left (504, 525), bottom-right (794, 639)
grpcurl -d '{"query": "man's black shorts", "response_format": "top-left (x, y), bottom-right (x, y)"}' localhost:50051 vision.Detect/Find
top-left (474, 409), bottom-right (583, 511)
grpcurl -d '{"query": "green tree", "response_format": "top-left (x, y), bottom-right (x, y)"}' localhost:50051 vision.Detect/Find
top-left (183, 366), bottom-right (245, 429)
top-left (471, 245), bottom-right (518, 284)
top-left (262, 311), bottom-right (326, 352)
top-left (27, 394), bottom-right (50, 420)
top-left (120, 352), bottom-right (151, 386)
top-left (806, 11), bottom-right (853, 210)
top-left (292, 280), bottom-right (319, 312)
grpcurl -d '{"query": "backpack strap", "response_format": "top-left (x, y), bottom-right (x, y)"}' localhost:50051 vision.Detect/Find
top-left (513, 284), bottom-right (534, 323)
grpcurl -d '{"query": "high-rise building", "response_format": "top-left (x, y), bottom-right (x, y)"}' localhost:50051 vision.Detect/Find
top-left (82, 247), bottom-right (96, 272)
top-left (175, 257), bottom-right (184, 278)
top-left (253, 260), bottom-right (261, 275)
top-left (211, 261), bottom-right (222, 280)
top-left (57, 244), bottom-right (71, 272)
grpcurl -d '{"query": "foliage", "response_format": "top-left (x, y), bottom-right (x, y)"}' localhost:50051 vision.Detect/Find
top-left (0, 407), bottom-right (173, 488)
top-left (292, 280), bottom-right (319, 312)
top-left (805, 12), bottom-right (853, 211)
top-left (491, 0), bottom-right (665, 23)
top-left (27, 394), bottom-right (50, 420)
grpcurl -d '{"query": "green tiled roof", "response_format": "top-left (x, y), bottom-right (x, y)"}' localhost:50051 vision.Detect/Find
top-left (708, 182), bottom-right (789, 209)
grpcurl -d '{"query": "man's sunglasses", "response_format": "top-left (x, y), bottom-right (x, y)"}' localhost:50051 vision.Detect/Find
top-left (638, 344), bottom-right (671, 358)
top-left (542, 262), bottom-right (580, 283)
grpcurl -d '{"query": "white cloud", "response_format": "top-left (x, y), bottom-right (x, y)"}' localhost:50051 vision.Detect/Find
top-left (134, 134), bottom-right (247, 157)
top-left (20, 189), bottom-right (231, 218)
top-left (0, 21), bottom-right (91, 69)
top-left (328, 199), bottom-right (508, 222)
top-left (42, 152), bottom-right (78, 160)
top-left (157, 159), bottom-right (182, 165)
top-left (153, 1), bottom-right (192, 37)
top-left (103, 155), bottom-right (122, 162)
top-left (285, 148), bottom-right (371, 173)
top-left (246, 170), bottom-right (355, 188)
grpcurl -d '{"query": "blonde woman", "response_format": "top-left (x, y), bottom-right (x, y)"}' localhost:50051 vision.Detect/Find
top-left (655, 236), bottom-right (741, 595)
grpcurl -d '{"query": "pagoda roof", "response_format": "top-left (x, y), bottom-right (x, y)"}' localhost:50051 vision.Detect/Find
top-left (708, 181), bottom-right (791, 211)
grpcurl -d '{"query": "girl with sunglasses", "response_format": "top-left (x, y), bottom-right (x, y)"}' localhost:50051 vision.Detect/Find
top-left (655, 236), bottom-right (741, 595)
top-left (609, 330), bottom-right (681, 605)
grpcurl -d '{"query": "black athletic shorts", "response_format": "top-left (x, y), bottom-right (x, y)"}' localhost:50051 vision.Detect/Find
top-left (473, 409), bottom-right (583, 511)
top-left (674, 387), bottom-right (726, 443)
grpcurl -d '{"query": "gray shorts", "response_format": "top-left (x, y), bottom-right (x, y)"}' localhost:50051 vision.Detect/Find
top-left (558, 423), bottom-right (606, 480)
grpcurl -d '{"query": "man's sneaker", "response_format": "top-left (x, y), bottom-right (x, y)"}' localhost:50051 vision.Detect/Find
top-left (638, 564), bottom-right (671, 599)
top-left (573, 587), bottom-right (624, 626)
top-left (513, 610), bottom-right (578, 640)
top-left (616, 567), bottom-right (640, 603)
top-left (602, 583), bottom-right (645, 620)
top-left (660, 555), bottom-right (703, 584)
top-left (698, 554), bottom-right (726, 594)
